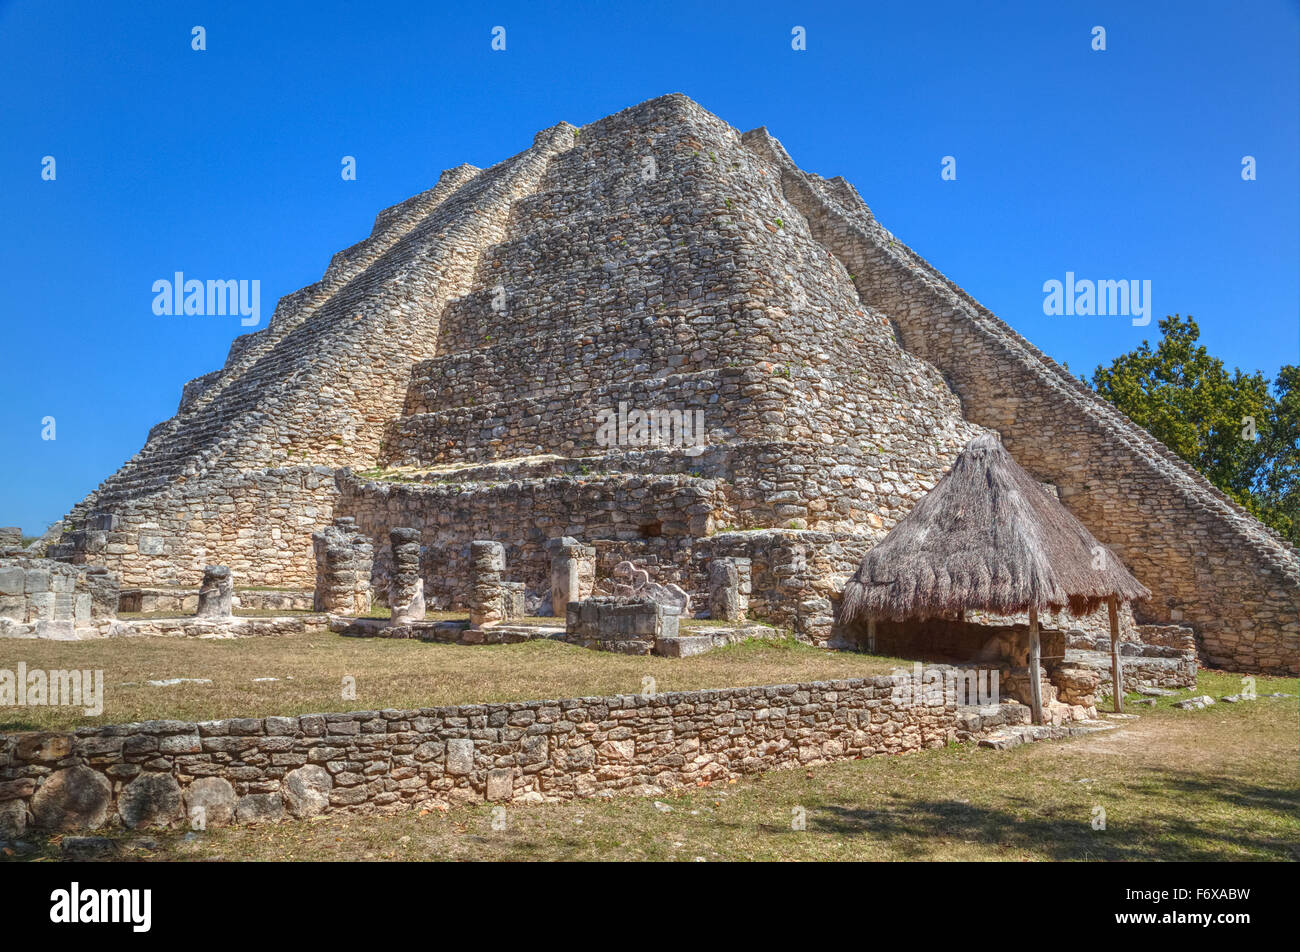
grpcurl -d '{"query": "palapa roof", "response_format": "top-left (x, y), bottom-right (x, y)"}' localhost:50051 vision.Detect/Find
top-left (840, 433), bottom-right (1150, 623)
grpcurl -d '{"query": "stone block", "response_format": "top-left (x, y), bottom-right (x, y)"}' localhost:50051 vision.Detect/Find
top-left (184, 777), bottom-right (236, 828)
top-left (446, 738), bottom-right (474, 775)
top-left (30, 766), bottom-right (112, 831)
top-left (486, 768), bottom-right (513, 801)
top-left (235, 793), bottom-right (284, 824)
top-left (0, 595), bottom-right (24, 622)
top-left (118, 772), bottom-right (183, 829)
top-left (0, 566), bottom-right (25, 596)
top-left (26, 592), bottom-right (55, 620)
top-left (283, 764), bottom-right (333, 818)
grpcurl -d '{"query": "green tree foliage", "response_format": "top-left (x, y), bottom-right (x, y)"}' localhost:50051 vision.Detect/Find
top-left (1091, 315), bottom-right (1298, 546)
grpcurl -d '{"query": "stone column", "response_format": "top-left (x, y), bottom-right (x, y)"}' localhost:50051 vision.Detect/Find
top-left (708, 557), bottom-right (751, 623)
top-left (546, 537), bottom-right (596, 616)
top-left (469, 540), bottom-right (507, 628)
top-left (81, 566), bottom-right (121, 620)
top-left (388, 528), bottom-right (425, 624)
top-left (312, 518), bottom-right (374, 615)
top-left (196, 565), bottom-right (233, 618)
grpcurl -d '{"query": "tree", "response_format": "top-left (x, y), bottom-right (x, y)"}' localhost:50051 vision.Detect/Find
top-left (1091, 315), bottom-right (1298, 546)
top-left (1254, 365), bottom-right (1299, 543)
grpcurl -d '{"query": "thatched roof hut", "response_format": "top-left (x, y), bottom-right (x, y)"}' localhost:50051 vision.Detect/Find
top-left (840, 433), bottom-right (1149, 724)
top-left (841, 433), bottom-right (1149, 624)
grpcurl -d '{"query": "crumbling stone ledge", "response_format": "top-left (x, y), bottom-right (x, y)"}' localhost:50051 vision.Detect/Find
top-left (0, 672), bottom-right (1068, 836)
top-left (2, 615), bottom-right (330, 641)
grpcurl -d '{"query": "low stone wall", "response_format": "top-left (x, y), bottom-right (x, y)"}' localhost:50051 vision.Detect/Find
top-left (118, 587), bottom-right (314, 614)
top-left (1069, 645), bottom-right (1198, 694)
top-left (1, 674), bottom-right (1003, 835)
top-left (0, 557), bottom-right (119, 638)
top-left (105, 615), bottom-right (328, 639)
top-left (1063, 623), bottom-right (1198, 693)
top-left (1, 615), bottom-right (327, 641)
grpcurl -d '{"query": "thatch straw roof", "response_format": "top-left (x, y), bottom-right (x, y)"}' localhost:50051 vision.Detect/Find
top-left (841, 433), bottom-right (1150, 622)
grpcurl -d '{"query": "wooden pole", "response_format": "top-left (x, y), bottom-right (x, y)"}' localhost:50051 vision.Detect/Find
top-left (1108, 595), bottom-right (1123, 713)
top-left (1028, 606), bottom-right (1044, 726)
top-left (866, 617), bottom-right (876, 654)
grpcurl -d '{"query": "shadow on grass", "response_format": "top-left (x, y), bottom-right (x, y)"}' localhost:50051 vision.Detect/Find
top-left (796, 771), bottom-right (1300, 861)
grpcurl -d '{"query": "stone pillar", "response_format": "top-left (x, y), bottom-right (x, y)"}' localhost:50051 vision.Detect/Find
top-left (546, 537), bottom-right (596, 616)
top-left (388, 528), bottom-right (425, 624)
top-left (469, 540), bottom-right (507, 628)
top-left (708, 557), bottom-right (751, 623)
top-left (196, 566), bottom-right (233, 618)
top-left (312, 518), bottom-right (374, 615)
top-left (81, 566), bottom-right (120, 620)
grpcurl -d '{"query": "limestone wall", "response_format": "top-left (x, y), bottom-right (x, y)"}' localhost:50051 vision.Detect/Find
top-left (0, 557), bottom-right (118, 636)
top-left (54, 467), bottom-right (340, 588)
top-left (0, 674), bottom-right (993, 835)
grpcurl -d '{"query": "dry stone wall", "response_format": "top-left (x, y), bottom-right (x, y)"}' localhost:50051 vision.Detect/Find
top-left (0, 557), bottom-right (119, 637)
top-left (52, 467), bottom-right (340, 588)
top-left (1, 673), bottom-right (1001, 835)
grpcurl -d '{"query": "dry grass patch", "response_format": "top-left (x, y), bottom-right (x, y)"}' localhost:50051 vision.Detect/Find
top-left (0, 633), bottom-right (905, 733)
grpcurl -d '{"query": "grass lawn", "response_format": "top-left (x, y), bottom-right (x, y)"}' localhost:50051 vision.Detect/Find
top-left (6, 670), bottom-right (1293, 862)
top-left (0, 633), bottom-right (907, 733)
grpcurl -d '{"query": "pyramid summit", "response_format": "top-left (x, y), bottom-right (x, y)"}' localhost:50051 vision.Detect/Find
top-left (53, 93), bottom-right (1298, 674)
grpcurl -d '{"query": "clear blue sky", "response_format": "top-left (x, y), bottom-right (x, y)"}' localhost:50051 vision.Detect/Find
top-left (2, 0), bottom-right (1297, 534)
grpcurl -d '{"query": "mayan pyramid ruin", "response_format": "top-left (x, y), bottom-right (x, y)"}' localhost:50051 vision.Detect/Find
top-left (51, 94), bottom-right (1298, 674)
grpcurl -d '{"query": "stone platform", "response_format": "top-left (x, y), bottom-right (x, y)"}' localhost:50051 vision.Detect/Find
top-left (331, 615), bottom-right (565, 645)
top-left (329, 610), bottom-right (779, 657)
top-left (653, 623), bottom-right (781, 657)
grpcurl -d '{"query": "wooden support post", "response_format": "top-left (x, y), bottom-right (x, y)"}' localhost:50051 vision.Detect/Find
top-left (1028, 606), bottom-right (1044, 726)
top-left (866, 617), bottom-right (876, 654)
top-left (1108, 595), bottom-right (1123, 713)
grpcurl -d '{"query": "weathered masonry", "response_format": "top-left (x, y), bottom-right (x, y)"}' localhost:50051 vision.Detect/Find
top-left (0, 675), bottom-right (1094, 834)
top-left (52, 94), bottom-right (1297, 674)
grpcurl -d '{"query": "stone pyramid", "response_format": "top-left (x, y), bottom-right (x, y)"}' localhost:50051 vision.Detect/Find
top-left (56, 94), bottom-right (1297, 672)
